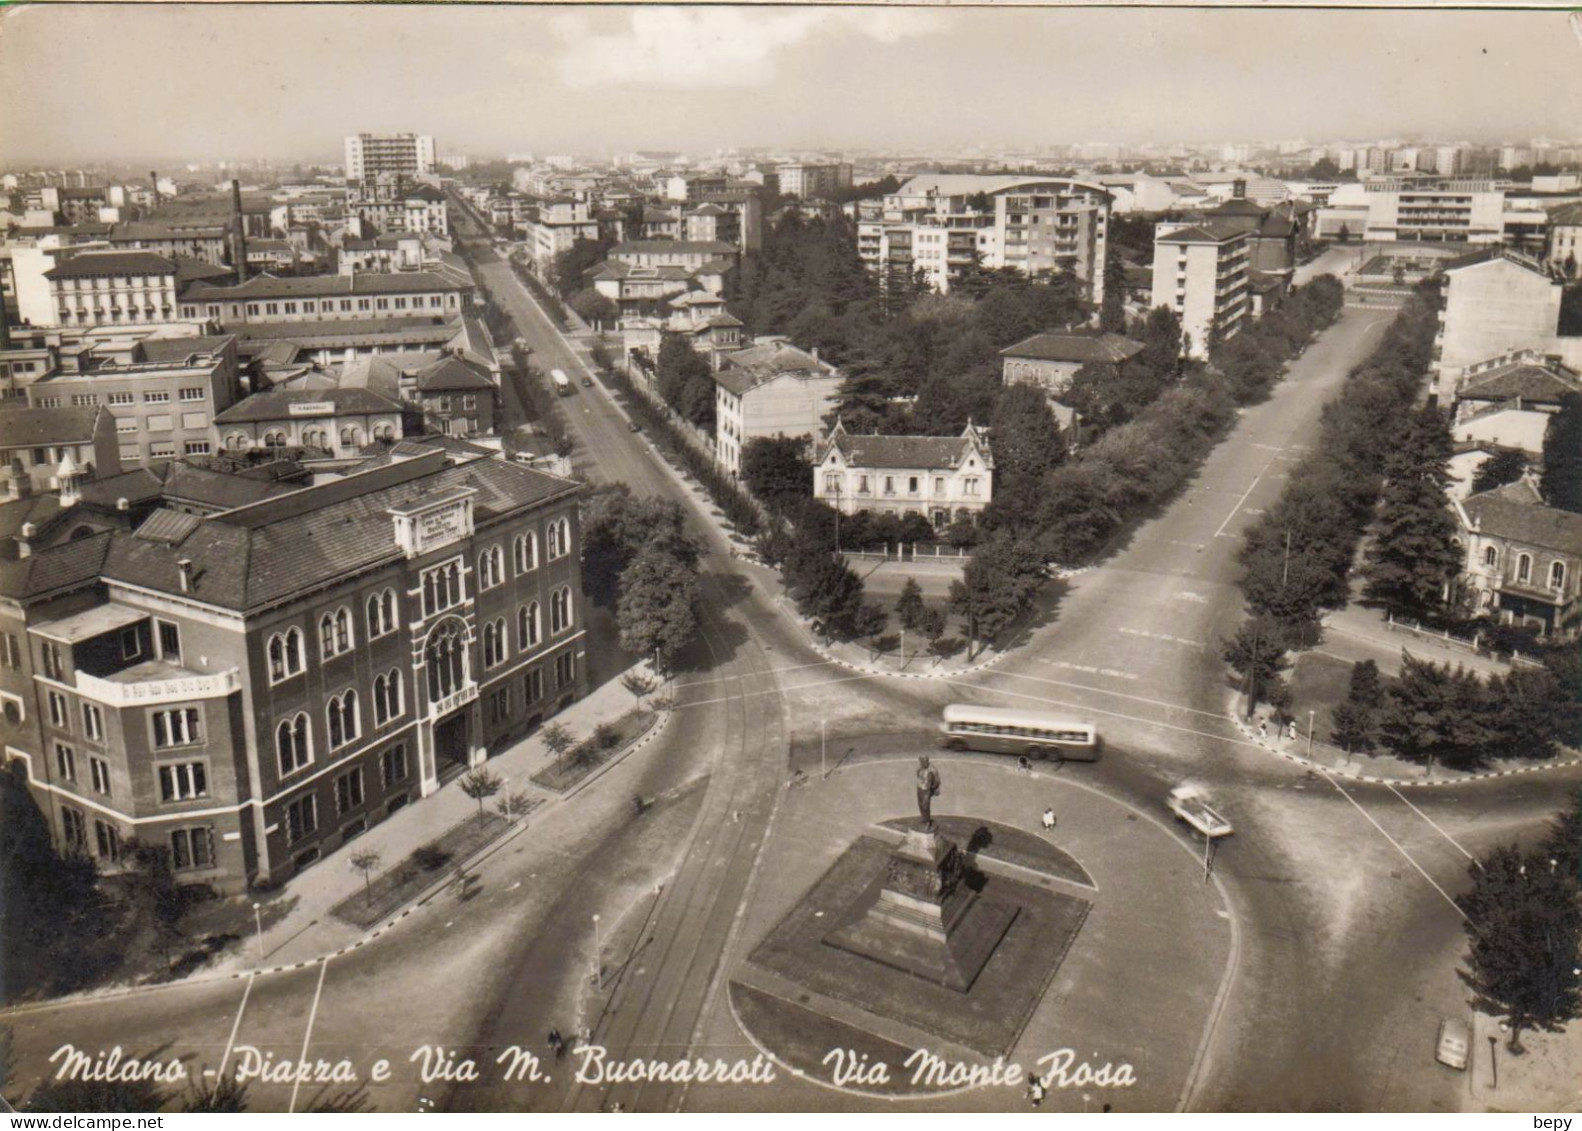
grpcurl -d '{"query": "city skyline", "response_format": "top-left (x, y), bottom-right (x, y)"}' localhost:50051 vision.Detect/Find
top-left (2, 4), bottom-right (1580, 165)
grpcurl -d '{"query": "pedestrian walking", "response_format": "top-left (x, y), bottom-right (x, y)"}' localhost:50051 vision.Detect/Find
top-left (1017, 755), bottom-right (1032, 775)
top-left (1028, 1077), bottom-right (1046, 1108)
top-left (548, 1028), bottom-right (564, 1059)
top-left (1257, 719), bottom-right (1268, 739)
top-left (1286, 720), bottom-right (1298, 742)
top-left (1041, 807), bottom-right (1056, 831)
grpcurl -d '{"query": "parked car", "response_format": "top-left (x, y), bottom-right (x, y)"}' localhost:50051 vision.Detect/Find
top-left (628, 421), bottom-right (641, 432)
top-left (1435, 1018), bottom-right (1470, 1070)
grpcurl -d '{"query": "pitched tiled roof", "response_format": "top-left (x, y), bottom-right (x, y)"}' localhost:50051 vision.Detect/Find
top-left (0, 530), bottom-right (113, 600)
top-left (1154, 222), bottom-right (1247, 245)
top-left (214, 387), bottom-right (403, 424)
top-left (1462, 479), bottom-right (1582, 557)
top-left (99, 456), bottom-right (578, 611)
top-left (1000, 330), bottom-right (1143, 364)
top-left (1458, 362), bottom-right (1582, 404)
top-left (110, 222), bottom-right (228, 241)
top-left (713, 341), bottom-right (835, 396)
top-left (827, 432), bottom-right (989, 471)
top-left (76, 467), bottom-right (168, 508)
top-left (414, 355), bottom-right (495, 392)
top-left (133, 334), bottom-right (236, 364)
top-left (611, 239), bottom-right (737, 257)
top-left (44, 252), bottom-right (177, 279)
top-left (0, 406), bottom-right (103, 448)
top-left (229, 317), bottom-right (457, 348)
top-left (180, 269), bottom-right (469, 302)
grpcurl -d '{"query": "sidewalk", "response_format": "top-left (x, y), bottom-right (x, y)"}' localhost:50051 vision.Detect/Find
top-left (1320, 602), bottom-right (1513, 680)
top-left (1225, 694), bottom-right (1582, 787)
top-left (196, 664), bottom-right (666, 979)
top-left (1468, 1011), bottom-right (1582, 1112)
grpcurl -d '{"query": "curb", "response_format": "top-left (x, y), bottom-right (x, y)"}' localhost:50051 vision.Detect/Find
top-left (1225, 708), bottom-right (1582, 788)
top-left (561, 706), bottom-right (673, 802)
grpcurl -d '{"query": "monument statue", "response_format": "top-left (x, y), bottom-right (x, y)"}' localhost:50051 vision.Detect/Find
top-left (916, 755), bottom-right (941, 831)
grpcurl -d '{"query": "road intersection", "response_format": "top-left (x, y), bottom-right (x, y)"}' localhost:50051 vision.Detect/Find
top-left (4, 223), bottom-right (1576, 1114)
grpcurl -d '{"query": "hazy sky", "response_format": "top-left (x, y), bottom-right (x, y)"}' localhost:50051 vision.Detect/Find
top-left (2, 4), bottom-right (1580, 165)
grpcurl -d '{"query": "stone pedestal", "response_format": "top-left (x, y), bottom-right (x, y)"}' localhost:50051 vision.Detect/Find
top-left (826, 826), bottom-right (1018, 992)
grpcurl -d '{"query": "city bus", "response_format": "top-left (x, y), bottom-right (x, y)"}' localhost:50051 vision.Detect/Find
top-left (938, 703), bottom-right (1101, 762)
top-left (550, 368), bottom-right (572, 396)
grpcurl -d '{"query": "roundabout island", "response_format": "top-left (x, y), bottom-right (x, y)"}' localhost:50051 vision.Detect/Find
top-left (694, 753), bottom-right (1239, 1111)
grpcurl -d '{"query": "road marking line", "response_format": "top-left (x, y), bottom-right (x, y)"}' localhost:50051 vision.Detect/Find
top-left (1119, 627), bottom-right (1207, 649)
top-left (1040, 658), bottom-right (1139, 681)
top-left (288, 958), bottom-right (331, 1114)
top-left (216, 971), bottom-right (253, 1080)
top-left (1318, 772), bottom-right (1466, 919)
top-left (986, 668), bottom-right (1230, 720)
top-left (1385, 783), bottom-right (1478, 863)
top-left (672, 670), bottom-right (878, 709)
top-left (1212, 453), bottom-right (1281, 539)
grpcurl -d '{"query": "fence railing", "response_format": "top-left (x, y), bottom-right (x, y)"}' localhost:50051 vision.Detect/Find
top-left (1385, 613), bottom-right (1545, 668)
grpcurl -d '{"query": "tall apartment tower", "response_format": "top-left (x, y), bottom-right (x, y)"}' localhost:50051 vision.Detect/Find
top-left (344, 133), bottom-right (437, 180)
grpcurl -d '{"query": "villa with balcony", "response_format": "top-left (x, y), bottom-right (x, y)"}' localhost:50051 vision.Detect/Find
top-left (1453, 478), bottom-right (1582, 640)
top-left (812, 420), bottom-right (994, 529)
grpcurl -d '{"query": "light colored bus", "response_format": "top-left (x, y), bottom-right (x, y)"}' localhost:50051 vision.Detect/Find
top-left (550, 368), bottom-right (572, 396)
top-left (938, 703), bottom-right (1101, 762)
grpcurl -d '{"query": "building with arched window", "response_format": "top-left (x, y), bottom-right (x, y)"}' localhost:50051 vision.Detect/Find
top-left (213, 388), bottom-right (404, 458)
top-left (2, 444), bottom-right (585, 891)
top-left (1454, 478), bottom-right (1582, 640)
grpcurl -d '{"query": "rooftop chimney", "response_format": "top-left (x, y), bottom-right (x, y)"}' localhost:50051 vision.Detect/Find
top-left (1233, 178), bottom-right (1247, 199)
top-left (116, 497), bottom-right (130, 512)
top-left (177, 558), bottom-right (194, 593)
top-left (7, 460), bottom-right (30, 501)
top-left (230, 179), bottom-right (249, 284)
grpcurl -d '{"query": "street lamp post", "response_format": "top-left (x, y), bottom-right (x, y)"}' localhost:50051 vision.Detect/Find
top-left (252, 903), bottom-right (264, 967)
top-left (592, 914), bottom-right (602, 989)
top-left (1487, 1035), bottom-right (1498, 1089)
top-left (820, 716), bottom-right (827, 780)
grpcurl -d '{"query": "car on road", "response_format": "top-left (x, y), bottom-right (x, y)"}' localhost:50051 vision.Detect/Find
top-left (1166, 786), bottom-right (1234, 838)
top-left (628, 421), bottom-right (641, 432)
top-left (1435, 1018), bottom-right (1470, 1070)
top-left (581, 376), bottom-right (594, 387)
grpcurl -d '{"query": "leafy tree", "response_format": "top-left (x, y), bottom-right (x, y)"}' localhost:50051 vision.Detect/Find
top-left (1540, 393), bottom-right (1582, 513)
top-left (655, 334), bottom-right (716, 430)
top-left (740, 435), bottom-right (813, 516)
top-left (617, 545), bottom-right (700, 673)
top-left (580, 485), bottom-right (701, 608)
top-left (567, 287), bottom-right (618, 328)
top-left (459, 768), bottom-right (504, 823)
top-left (1098, 253), bottom-right (1128, 334)
top-left (620, 671), bottom-right (658, 702)
top-left (785, 548), bottom-right (868, 641)
top-left (982, 383), bottom-right (1064, 530)
top-left (929, 635), bottom-right (965, 662)
top-left (949, 531), bottom-right (1044, 654)
top-left (1458, 844), bottom-right (1582, 1052)
top-left (1331, 659), bottom-right (1384, 752)
top-left (1470, 449), bottom-right (1530, 495)
top-left (1363, 407), bottom-right (1460, 618)
top-left (1376, 654), bottom-right (1489, 772)
top-left (894, 576), bottom-right (925, 631)
top-left (551, 236), bottom-right (614, 298)
top-left (914, 605), bottom-right (946, 643)
top-left (540, 723), bottom-right (575, 771)
top-left (496, 791), bottom-right (534, 822)
top-left (1222, 616), bottom-right (1291, 715)
top-left (349, 849), bottom-right (382, 906)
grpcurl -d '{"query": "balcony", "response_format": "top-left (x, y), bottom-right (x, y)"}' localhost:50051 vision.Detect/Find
top-left (76, 662), bottom-right (241, 708)
top-left (429, 682), bottom-right (479, 719)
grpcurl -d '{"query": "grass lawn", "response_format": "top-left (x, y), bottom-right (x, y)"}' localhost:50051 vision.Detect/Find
top-left (1287, 651), bottom-right (1359, 747)
top-left (530, 707), bottom-right (657, 793)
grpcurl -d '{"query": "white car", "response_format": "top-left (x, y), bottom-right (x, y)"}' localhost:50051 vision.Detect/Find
top-left (1167, 786), bottom-right (1234, 838)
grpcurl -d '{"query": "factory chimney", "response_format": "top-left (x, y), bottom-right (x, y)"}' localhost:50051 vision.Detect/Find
top-left (150, 171), bottom-right (160, 209)
top-left (230, 178), bottom-right (249, 283)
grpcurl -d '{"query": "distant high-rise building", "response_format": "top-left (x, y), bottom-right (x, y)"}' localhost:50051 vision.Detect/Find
top-left (344, 133), bottom-right (436, 180)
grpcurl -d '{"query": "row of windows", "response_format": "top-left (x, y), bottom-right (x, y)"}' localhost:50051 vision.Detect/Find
top-left (824, 473), bottom-right (981, 498)
top-left (57, 388), bottom-right (207, 408)
top-left (234, 424), bottom-right (397, 451)
top-left (947, 721), bottom-right (1095, 743)
top-left (182, 293), bottom-right (458, 319)
top-left (283, 745), bottom-right (410, 846)
top-left (49, 696), bottom-right (200, 751)
top-left (1479, 546), bottom-right (1568, 590)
